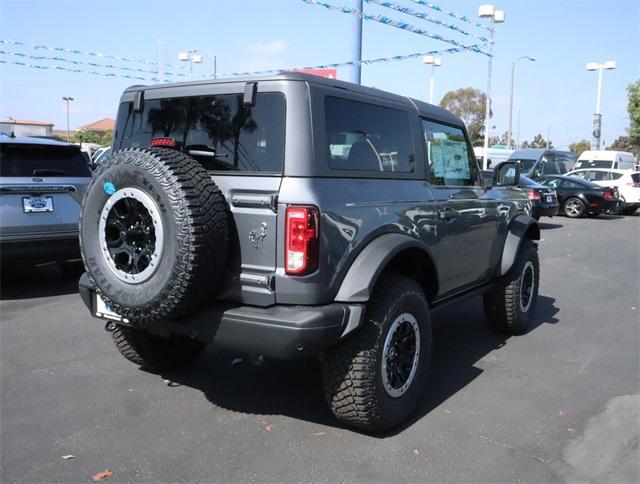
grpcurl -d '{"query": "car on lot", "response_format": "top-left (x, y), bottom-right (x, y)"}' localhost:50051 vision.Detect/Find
top-left (0, 137), bottom-right (92, 272)
top-left (537, 174), bottom-right (621, 218)
top-left (518, 175), bottom-right (559, 220)
top-left (574, 150), bottom-right (637, 171)
top-left (78, 72), bottom-right (541, 432)
top-left (482, 171), bottom-right (559, 220)
top-left (566, 168), bottom-right (640, 215)
top-left (508, 148), bottom-right (576, 179)
top-left (92, 146), bottom-right (112, 165)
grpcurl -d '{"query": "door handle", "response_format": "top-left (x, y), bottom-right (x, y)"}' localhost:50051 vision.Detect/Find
top-left (439, 208), bottom-right (460, 220)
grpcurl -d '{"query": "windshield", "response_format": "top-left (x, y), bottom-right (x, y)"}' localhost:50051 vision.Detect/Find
top-left (115, 93), bottom-right (286, 173)
top-left (512, 159), bottom-right (537, 171)
top-left (576, 159), bottom-right (613, 169)
top-left (0, 143), bottom-right (92, 177)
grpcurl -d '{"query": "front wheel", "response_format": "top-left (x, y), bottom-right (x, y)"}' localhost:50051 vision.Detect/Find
top-left (484, 239), bottom-right (539, 335)
top-left (563, 197), bottom-right (585, 218)
top-left (321, 276), bottom-right (431, 432)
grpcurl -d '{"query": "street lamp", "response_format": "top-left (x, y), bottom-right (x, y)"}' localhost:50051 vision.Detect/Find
top-left (179, 50), bottom-right (203, 79)
top-left (62, 96), bottom-right (74, 142)
top-left (586, 60), bottom-right (616, 150)
top-left (422, 56), bottom-right (442, 104)
top-left (478, 4), bottom-right (505, 170)
top-left (507, 56), bottom-right (535, 149)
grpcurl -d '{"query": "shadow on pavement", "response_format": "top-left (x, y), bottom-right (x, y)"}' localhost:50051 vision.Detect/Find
top-left (539, 222), bottom-right (563, 230)
top-left (159, 295), bottom-right (559, 435)
top-left (0, 264), bottom-right (80, 301)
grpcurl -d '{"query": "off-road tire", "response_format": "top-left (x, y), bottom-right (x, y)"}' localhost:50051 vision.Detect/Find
top-left (111, 324), bottom-right (206, 371)
top-left (563, 197), bottom-right (585, 218)
top-left (321, 276), bottom-right (431, 432)
top-left (622, 206), bottom-right (638, 215)
top-left (484, 239), bottom-right (539, 335)
top-left (80, 148), bottom-right (229, 326)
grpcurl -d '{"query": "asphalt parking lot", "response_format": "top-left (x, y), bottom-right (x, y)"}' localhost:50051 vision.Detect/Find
top-left (1, 214), bottom-right (639, 483)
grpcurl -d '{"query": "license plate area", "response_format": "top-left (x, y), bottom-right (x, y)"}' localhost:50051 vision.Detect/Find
top-left (95, 293), bottom-right (128, 323)
top-left (22, 196), bottom-right (53, 213)
top-left (546, 195), bottom-right (554, 203)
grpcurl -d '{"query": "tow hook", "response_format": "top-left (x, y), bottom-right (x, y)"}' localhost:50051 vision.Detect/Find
top-left (104, 321), bottom-right (116, 332)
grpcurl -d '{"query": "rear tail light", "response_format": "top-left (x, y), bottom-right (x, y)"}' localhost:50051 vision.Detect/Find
top-left (150, 137), bottom-right (176, 147)
top-left (526, 188), bottom-right (541, 200)
top-left (604, 191), bottom-right (612, 199)
top-left (286, 206), bottom-right (319, 275)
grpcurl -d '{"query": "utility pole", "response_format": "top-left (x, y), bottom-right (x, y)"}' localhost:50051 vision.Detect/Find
top-left (586, 61), bottom-right (616, 150)
top-left (350, 0), bottom-right (363, 84)
top-left (507, 56), bottom-right (535, 149)
top-left (62, 96), bottom-right (74, 142)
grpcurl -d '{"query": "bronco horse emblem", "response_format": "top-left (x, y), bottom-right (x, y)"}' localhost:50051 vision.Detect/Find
top-left (249, 222), bottom-right (268, 248)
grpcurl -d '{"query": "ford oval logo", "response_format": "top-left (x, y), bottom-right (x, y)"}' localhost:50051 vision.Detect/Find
top-left (32, 177), bottom-right (44, 182)
top-left (31, 201), bottom-right (46, 209)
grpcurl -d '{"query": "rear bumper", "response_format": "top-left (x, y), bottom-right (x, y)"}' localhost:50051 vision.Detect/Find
top-left (79, 274), bottom-right (364, 359)
top-left (0, 232), bottom-right (79, 264)
top-left (589, 200), bottom-right (621, 214)
top-left (532, 204), bottom-right (559, 218)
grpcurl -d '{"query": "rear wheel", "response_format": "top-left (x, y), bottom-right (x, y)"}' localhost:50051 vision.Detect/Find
top-left (321, 276), bottom-right (431, 432)
top-left (622, 207), bottom-right (638, 215)
top-left (111, 324), bottom-right (206, 371)
top-left (563, 197), bottom-right (585, 218)
top-left (484, 239), bottom-right (539, 335)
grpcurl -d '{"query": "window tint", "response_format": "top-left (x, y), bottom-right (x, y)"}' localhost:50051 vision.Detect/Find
top-left (571, 171), bottom-right (588, 179)
top-left (116, 93), bottom-right (285, 173)
top-left (325, 96), bottom-right (415, 173)
top-left (540, 178), bottom-right (560, 188)
top-left (611, 172), bottom-right (624, 180)
top-left (422, 119), bottom-right (477, 186)
top-left (512, 159), bottom-right (537, 172)
top-left (576, 159), bottom-right (612, 169)
top-left (592, 171), bottom-right (612, 181)
top-left (0, 143), bottom-right (92, 177)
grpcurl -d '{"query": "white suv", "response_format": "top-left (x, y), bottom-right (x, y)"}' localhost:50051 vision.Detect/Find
top-left (567, 168), bottom-right (640, 215)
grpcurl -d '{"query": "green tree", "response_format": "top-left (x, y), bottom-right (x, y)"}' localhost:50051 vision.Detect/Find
top-left (100, 129), bottom-right (113, 147)
top-left (521, 133), bottom-right (552, 149)
top-left (569, 139), bottom-right (590, 156)
top-left (439, 87), bottom-right (487, 145)
top-left (628, 80), bottom-right (640, 148)
top-left (607, 135), bottom-right (639, 157)
top-left (75, 129), bottom-right (100, 144)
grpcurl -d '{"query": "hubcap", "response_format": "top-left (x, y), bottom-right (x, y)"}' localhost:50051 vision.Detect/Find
top-left (98, 188), bottom-right (164, 284)
top-left (565, 200), bottom-right (581, 217)
top-left (519, 261), bottom-right (535, 313)
top-left (381, 313), bottom-right (421, 398)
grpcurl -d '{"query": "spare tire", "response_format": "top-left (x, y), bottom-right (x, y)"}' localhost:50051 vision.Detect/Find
top-left (80, 147), bottom-right (229, 325)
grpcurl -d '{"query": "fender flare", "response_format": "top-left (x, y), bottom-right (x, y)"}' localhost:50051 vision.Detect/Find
top-left (500, 214), bottom-right (540, 276)
top-left (334, 233), bottom-right (435, 303)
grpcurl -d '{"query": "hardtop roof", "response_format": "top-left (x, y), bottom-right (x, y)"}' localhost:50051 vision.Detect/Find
top-left (122, 72), bottom-right (462, 126)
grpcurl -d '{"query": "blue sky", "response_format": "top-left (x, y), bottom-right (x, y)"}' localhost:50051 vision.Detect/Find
top-left (0, 0), bottom-right (638, 149)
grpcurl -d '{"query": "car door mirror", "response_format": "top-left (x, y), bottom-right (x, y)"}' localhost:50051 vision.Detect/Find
top-left (492, 161), bottom-right (520, 187)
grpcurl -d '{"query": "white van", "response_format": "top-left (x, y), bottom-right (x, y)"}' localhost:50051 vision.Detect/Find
top-left (474, 147), bottom-right (514, 170)
top-left (575, 150), bottom-right (637, 171)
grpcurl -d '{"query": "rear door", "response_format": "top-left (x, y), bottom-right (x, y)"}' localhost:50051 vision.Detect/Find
top-left (0, 142), bottom-right (91, 239)
top-left (421, 119), bottom-right (499, 294)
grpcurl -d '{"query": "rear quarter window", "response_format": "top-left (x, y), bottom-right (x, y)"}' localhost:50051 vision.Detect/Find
top-left (0, 143), bottom-right (92, 177)
top-left (324, 96), bottom-right (415, 173)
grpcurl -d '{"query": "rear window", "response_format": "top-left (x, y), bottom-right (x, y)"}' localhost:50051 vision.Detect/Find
top-left (512, 159), bottom-right (537, 171)
top-left (0, 143), bottom-right (91, 177)
top-left (325, 96), bottom-right (415, 173)
top-left (116, 93), bottom-right (285, 173)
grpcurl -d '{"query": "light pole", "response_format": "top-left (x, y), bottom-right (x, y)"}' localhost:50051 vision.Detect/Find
top-left (507, 56), bottom-right (535, 149)
top-left (62, 96), bottom-right (74, 142)
top-left (586, 60), bottom-right (616, 150)
top-left (422, 56), bottom-right (442, 104)
top-left (179, 50), bottom-right (203, 79)
top-left (478, 4), bottom-right (505, 170)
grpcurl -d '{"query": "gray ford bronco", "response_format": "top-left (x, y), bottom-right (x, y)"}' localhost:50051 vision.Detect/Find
top-left (78, 72), bottom-right (540, 432)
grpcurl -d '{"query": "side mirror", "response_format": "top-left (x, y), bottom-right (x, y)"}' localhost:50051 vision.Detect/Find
top-left (493, 161), bottom-right (520, 187)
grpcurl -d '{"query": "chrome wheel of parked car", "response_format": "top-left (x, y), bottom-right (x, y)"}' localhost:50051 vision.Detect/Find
top-left (99, 187), bottom-right (164, 284)
top-left (381, 312), bottom-right (421, 398)
top-left (564, 198), bottom-right (584, 218)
